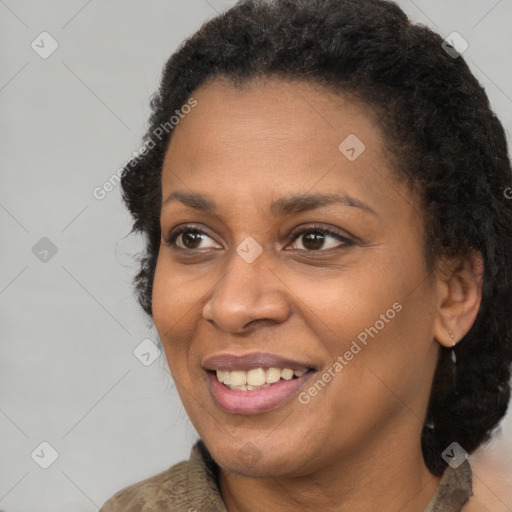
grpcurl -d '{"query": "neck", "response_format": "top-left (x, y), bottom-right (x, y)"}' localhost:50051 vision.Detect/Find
top-left (219, 430), bottom-right (441, 512)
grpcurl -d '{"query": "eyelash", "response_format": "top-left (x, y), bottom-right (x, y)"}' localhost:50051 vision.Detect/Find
top-left (164, 224), bottom-right (354, 253)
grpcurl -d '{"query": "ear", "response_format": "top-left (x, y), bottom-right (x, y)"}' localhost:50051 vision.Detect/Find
top-left (432, 249), bottom-right (484, 348)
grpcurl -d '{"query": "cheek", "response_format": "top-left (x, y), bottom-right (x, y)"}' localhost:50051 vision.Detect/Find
top-left (151, 255), bottom-right (199, 363)
top-left (314, 257), bottom-right (436, 426)
top-left (152, 258), bottom-right (174, 339)
top-left (290, 251), bottom-right (413, 352)
top-left (152, 251), bottom-right (206, 331)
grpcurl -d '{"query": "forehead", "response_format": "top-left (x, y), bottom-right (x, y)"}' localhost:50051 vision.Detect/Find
top-left (160, 77), bottom-right (402, 217)
top-left (165, 76), bottom-right (383, 162)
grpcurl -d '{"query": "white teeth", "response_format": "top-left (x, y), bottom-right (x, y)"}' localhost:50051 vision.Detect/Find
top-left (247, 368), bottom-right (266, 386)
top-left (214, 366), bottom-right (309, 389)
top-left (230, 370), bottom-right (247, 386)
top-left (216, 370), bottom-right (231, 385)
top-left (281, 368), bottom-right (294, 380)
top-left (266, 367), bottom-right (282, 383)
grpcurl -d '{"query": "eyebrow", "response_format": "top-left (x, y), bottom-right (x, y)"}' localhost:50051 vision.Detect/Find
top-left (162, 190), bottom-right (377, 216)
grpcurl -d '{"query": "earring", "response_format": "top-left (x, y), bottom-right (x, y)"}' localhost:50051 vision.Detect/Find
top-left (448, 329), bottom-right (457, 363)
top-left (449, 329), bottom-right (458, 390)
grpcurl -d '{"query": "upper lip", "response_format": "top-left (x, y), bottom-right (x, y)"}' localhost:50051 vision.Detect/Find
top-left (202, 352), bottom-right (316, 372)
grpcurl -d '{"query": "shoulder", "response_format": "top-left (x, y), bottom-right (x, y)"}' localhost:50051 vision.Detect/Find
top-left (460, 449), bottom-right (512, 512)
top-left (99, 459), bottom-right (189, 512)
top-left (99, 440), bottom-right (226, 512)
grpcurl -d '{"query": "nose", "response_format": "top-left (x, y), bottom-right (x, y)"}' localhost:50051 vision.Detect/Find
top-left (202, 246), bottom-right (291, 334)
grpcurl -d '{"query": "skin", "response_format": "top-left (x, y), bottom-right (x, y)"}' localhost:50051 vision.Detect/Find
top-left (152, 76), bottom-right (483, 511)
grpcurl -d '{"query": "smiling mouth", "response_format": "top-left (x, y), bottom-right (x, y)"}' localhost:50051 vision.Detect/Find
top-left (210, 367), bottom-right (310, 391)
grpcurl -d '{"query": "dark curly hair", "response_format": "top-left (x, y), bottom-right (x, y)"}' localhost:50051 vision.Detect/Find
top-left (119, 0), bottom-right (512, 476)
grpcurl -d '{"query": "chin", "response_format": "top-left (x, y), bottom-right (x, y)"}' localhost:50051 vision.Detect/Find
top-left (206, 437), bottom-right (314, 478)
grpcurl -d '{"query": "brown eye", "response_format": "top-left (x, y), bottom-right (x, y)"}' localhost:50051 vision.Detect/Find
top-left (288, 227), bottom-right (353, 252)
top-left (180, 230), bottom-right (204, 249)
top-left (165, 226), bottom-right (218, 250)
top-left (301, 232), bottom-right (326, 250)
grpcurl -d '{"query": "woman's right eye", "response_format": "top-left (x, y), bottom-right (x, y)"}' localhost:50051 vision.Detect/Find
top-left (165, 226), bottom-right (219, 251)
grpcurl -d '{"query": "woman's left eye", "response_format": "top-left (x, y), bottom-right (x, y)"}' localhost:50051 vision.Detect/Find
top-left (165, 224), bottom-right (353, 253)
top-left (287, 227), bottom-right (353, 252)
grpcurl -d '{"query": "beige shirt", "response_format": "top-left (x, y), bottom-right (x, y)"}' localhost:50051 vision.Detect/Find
top-left (99, 441), bottom-right (472, 512)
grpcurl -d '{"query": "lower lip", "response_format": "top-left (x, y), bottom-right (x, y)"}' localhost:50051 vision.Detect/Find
top-left (206, 371), bottom-right (314, 414)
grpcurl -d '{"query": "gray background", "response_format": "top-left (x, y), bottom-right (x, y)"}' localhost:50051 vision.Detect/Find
top-left (1, 1), bottom-right (511, 510)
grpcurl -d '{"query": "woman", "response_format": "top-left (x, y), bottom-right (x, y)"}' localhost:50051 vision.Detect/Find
top-left (100, 0), bottom-right (512, 510)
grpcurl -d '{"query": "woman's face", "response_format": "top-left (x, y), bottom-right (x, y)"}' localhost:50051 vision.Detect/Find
top-left (152, 77), bottom-right (441, 477)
